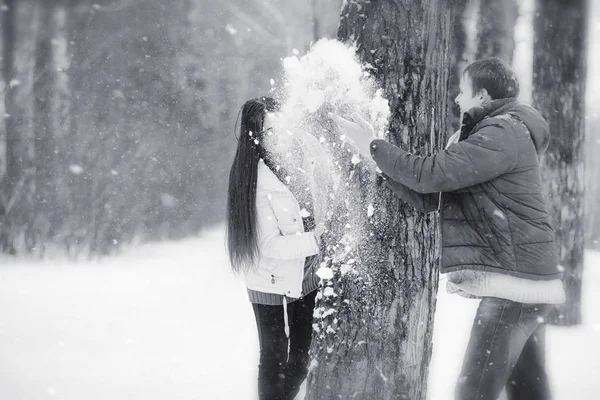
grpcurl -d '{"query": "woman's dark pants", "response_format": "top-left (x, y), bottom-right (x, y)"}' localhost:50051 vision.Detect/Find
top-left (252, 290), bottom-right (317, 400)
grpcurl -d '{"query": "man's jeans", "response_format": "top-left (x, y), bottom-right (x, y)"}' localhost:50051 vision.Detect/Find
top-left (455, 297), bottom-right (552, 400)
top-left (252, 290), bottom-right (317, 400)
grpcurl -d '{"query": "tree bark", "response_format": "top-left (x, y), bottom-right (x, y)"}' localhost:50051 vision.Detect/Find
top-left (532, 0), bottom-right (587, 326)
top-left (306, 1), bottom-right (451, 399)
top-left (476, 0), bottom-right (518, 63)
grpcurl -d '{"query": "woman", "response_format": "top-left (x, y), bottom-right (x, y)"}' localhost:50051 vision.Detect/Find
top-left (226, 97), bottom-right (327, 400)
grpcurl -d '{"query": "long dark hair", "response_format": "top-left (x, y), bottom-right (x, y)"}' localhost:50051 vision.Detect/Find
top-left (226, 97), bottom-right (279, 274)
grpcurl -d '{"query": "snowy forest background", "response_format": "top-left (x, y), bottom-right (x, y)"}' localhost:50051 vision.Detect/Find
top-left (0, 0), bottom-right (598, 257)
top-left (0, 0), bottom-right (344, 256)
top-left (1, 0), bottom-right (600, 399)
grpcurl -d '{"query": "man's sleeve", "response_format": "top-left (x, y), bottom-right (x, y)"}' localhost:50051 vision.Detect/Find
top-left (383, 178), bottom-right (439, 213)
top-left (370, 121), bottom-right (518, 194)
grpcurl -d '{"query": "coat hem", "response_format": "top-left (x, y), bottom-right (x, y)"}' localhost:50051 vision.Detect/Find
top-left (441, 264), bottom-right (562, 281)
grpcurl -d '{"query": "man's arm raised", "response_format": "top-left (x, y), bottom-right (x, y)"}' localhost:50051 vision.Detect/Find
top-left (369, 120), bottom-right (518, 193)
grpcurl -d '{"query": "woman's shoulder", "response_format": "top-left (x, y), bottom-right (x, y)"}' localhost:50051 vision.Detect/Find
top-left (257, 160), bottom-right (286, 192)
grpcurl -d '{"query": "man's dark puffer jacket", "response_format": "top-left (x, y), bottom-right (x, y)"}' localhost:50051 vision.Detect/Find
top-left (370, 98), bottom-right (561, 281)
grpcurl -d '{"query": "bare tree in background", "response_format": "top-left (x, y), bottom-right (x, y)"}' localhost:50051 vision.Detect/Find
top-left (585, 0), bottom-right (600, 250)
top-left (533, 0), bottom-right (588, 325)
top-left (33, 0), bottom-right (59, 248)
top-left (477, 0), bottom-right (518, 62)
top-left (444, 0), bottom-right (517, 135)
top-left (0, 0), bottom-right (342, 256)
top-left (307, 1), bottom-right (451, 399)
top-left (1, 0), bottom-right (36, 253)
top-left (448, 0), bottom-right (469, 134)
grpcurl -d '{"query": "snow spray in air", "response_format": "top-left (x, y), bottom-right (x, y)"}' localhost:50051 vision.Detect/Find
top-left (263, 39), bottom-right (392, 311)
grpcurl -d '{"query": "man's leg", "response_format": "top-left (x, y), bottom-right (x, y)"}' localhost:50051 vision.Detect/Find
top-left (505, 305), bottom-right (552, 400)
top-left (455, 297), bottom-right (531, 400)
top-left (284, 289), bottom-right (317, 400)
top-left (253, 303), bottom-right (289, 400)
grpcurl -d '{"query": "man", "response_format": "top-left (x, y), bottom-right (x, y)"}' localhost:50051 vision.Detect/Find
top-left (334, 57), bottom-right (565, 400)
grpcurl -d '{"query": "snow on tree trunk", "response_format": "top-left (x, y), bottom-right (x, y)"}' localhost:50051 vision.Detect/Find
top-left (306, 1), bottom-right (451, 399)
top-left (477, 0), bottom-right (518, 63)
top-left (533, 0), bottom-right (587, 326)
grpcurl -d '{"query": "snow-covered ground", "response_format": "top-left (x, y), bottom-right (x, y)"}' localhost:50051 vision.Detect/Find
top-left (0, 226), bottom-right (598, 400)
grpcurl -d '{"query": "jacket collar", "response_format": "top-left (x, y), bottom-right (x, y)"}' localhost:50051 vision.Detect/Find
top-left (459, 98), bottom-right (518, 141)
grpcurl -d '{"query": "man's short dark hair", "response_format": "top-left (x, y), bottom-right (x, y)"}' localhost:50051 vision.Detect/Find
top-left (463, 57), bottom-right (520, 100)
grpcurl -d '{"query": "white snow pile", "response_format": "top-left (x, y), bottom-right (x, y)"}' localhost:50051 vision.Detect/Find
top-left (277, 38), bottom-right (390, 138)
top-left (264, 38), bottom-right (390, 177)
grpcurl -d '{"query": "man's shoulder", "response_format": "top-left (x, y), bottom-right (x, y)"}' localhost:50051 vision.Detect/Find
top-left (478, 113), bottom-right (517, 127)
top-left (473, 113), bottom-right (524, 139)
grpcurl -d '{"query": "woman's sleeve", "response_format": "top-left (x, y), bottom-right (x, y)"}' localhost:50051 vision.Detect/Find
top-left (255, 189), bottom-right (320, 260)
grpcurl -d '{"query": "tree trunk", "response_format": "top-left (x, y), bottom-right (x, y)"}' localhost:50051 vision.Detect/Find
top-left (586, 124), bottom-right (600, 249)
top-left (532, 0), bottom-right (587, 326)
top-left (448, 0), bottom-right (480, 133)
top-left (310, 0), bottom-right (320, 42)
top-left (477, 0), bottom-right (518, 63)
top-left (448, 0), bottom-right (469, 134)
top-left (33, 0), bottom-right (58, 249)
top-left (1, 0), bottom-right (36, 254)
top-left (306, 1), bottom-right (451, 399)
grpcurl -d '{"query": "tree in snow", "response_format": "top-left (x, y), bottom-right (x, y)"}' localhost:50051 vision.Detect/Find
top-left (1, 0), bottom-right (37, 254)
top-left (301, 1), bottom-right (451, 398)
top-left (533, 0), bottom-right (588, 325)
top-left (476, 0), bottom-right (518, 63)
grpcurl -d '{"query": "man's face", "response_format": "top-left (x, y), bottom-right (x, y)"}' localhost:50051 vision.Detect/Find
top-left (455, 73), bottom-right (484, 115)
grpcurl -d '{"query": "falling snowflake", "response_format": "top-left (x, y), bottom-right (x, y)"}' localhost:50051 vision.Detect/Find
top-left (316, 267), bottom-right (334, 280)
top-left (367, 204), bottom-right (375, 217)
top-left (69, 164), bottom-right (84, 175)
top-left (298, 208), bottom-right (311, 218)
top-left (225, 24), bottom-right (237, 35)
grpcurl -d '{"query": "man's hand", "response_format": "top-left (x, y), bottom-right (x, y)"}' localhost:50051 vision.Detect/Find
top-left (329, 113), bottom-right (376, 160)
